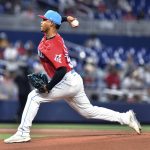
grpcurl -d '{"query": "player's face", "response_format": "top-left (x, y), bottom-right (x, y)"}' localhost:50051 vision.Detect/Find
top-left (40, 19), bottom-right (52, 32)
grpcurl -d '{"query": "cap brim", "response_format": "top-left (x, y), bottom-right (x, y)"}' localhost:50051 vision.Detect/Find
top-left (38, 15), bottom-right (47, 20)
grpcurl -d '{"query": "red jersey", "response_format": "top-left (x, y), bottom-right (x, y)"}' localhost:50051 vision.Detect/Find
top-left (38, 33), bottom-right (73, 78)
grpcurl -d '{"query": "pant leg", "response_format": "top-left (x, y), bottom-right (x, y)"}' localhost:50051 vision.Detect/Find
top-left (17, 71), bottom-right (81, 136)
top-left (17, 89), bottom-right (63, 136)
top-left (17, 90), bottom-right (41, 136)
top-left (66, 75), bottom-right (129, 125)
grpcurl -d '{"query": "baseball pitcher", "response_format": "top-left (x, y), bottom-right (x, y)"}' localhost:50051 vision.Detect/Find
top-left (4, 10), bottom-right (141, 144)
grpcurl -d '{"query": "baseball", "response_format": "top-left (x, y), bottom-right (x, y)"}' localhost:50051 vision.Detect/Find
top-left (71, 19), bottom-right (79, 27)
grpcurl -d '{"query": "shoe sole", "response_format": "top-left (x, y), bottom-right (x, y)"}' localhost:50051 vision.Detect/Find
top-left (4, 137), bottom-right (31, 144)
top-left (129, 110), bottom-right (142, 134)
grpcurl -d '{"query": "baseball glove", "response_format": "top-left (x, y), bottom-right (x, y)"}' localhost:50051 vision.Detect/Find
top-left (28, 73), bottom-right (49, 93)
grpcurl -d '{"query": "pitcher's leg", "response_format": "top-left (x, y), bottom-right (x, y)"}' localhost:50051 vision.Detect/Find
top-left (4, 90), bottom-right (42, 143)
top-left (17, 90), bottom-right (41, 136)
top-left (67, 92), bottom-right (129, 125)
top-left (17, 87), bottom-right (71, 136)
top-left (4, 81), bottom-right (76, 143)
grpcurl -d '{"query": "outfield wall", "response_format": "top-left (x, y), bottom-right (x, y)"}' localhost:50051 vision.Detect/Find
top-left (0, 100), bottom-right (149, 124)
top-left (1, 30), bottom-right (150, 49)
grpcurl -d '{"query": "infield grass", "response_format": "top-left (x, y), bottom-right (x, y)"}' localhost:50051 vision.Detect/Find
top-left (0, 123), bottom-right (150, 139)
top-left (0, 123), bottom-right (150, 130)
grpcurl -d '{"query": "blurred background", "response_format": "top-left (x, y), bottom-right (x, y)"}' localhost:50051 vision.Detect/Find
top-left (0, 0), bottom-right (150, 124)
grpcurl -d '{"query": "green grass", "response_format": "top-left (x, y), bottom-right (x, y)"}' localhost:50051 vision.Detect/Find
top-left (0, 123), bottom-right (129, 130)
top-left (0, 123), bottom-right (150, 140)
top-left (0, 133), bottom-right (48, 140)
top-left (0, 134), bottom-right (10, 139)
top-left (0, 123), bottom-right (150, 130)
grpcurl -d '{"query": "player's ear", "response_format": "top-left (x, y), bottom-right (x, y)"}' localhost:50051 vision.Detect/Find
top-left (48, 20), bottom-right (54, 26)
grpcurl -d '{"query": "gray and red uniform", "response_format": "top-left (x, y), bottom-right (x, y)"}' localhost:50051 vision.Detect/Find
top-left (16, 33), bottom-right (130, 137)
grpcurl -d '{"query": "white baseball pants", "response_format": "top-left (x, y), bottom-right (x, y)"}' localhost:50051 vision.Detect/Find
top-left (17, 70), bottom-right (129, 136)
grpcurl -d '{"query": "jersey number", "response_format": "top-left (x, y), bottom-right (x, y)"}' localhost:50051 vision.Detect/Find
top-left (65, 54), bottom-right (73, 68)
top-left (62, 39), bottom-right (73, 68)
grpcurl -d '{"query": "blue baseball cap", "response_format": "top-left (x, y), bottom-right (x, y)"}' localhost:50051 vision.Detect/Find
top-left (38, 10), bottom-right (62, 25)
